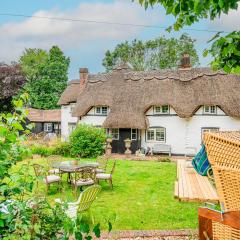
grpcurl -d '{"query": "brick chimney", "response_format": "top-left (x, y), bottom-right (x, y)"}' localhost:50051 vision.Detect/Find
top-left (180, 53), bottom-right (191, 70)
top-left (79, 68), bottom-right (88, 86)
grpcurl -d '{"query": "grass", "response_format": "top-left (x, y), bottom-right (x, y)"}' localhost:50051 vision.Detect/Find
top-left (13, 156), bottom-right (200, 230)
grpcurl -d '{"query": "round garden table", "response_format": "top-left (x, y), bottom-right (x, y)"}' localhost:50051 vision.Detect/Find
top-left (53, 160), bottom-right (99, 183)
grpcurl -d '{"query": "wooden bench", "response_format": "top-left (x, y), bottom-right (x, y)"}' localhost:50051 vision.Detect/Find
top-left (152, 144), bottom-right (171, 156)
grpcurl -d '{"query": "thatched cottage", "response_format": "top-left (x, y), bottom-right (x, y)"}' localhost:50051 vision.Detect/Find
top-left (58, 58), bottom-right (240, 155)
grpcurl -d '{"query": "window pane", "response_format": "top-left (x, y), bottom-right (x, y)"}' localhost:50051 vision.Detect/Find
top-left (210, 106), bottom-right (216, 113)
top-left (154, 106), bottom-right (161, 113)
top-left (204, 106), bottom-right (210, 113)
top-left (156, 128), bottom-right (165, 141)
top-left (147, 130), bottom-right (155, 141)
top-left (102, 106), bottom-right (108, 115)
top-left (96, 107), bottom-right (101, 114)
top-left (161, 105), bottom-right (169, 113)
top-left (131, 129), bottom-right (137, 140)
top-left (111, 128), bottom-right (119, 140)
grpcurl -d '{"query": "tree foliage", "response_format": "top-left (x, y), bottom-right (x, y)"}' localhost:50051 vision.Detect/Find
top-left (19, 46), bottom-right (70, 109)
top-left (135, 0), bottom-right (240, 74)
top-left (0, 63), bottom-right (26, 112)
top-left (103, 34), bottom-right (199, 71)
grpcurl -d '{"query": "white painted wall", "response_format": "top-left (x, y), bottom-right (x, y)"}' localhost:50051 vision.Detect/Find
top-left (80, 107), bottom-right (107, 126)
top-left (141, 106), bottom-right (240, 155)
top-left (61, 104), bottom-right (240, 155)
top-left (61, 104), bottom-right (78, 141)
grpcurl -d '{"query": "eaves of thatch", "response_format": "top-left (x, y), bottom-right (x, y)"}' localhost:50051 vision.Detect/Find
top-left (27, 108), bottom-right (61, 122)
top-left (61, 65), bottom-right (240, 129)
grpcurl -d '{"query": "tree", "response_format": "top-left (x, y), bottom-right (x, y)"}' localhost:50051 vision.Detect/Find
top-left (103, 34), bottom-right (199, 71)
top-left (0, 63), bottom-right (26, 112)
top-left (135, 0), bottom-right (240, 74)
top-left (20, 46), bottom-right (70, 109)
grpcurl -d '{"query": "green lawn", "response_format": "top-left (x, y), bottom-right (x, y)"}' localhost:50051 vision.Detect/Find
top-left (14, 157), bottom-right (200, 230)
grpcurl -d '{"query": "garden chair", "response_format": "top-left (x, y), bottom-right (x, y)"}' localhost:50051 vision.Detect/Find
top-left (33, 164), bottom-right (61, 192)
top-left (96, 160), bottom-right (116, 189)
top-left (55, 185), bottom-right (101, 223)
top-left (96, 157), bottom-right (108, 173)
top-left (71, 167), bottom-right (95, 195)
top-left (46, 155), bottom-right (61, 174)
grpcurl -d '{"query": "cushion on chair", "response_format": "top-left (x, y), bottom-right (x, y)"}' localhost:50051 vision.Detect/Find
top-left (49, 168), bottom-right (60, 174)
top-left (96, 168), bottom-right (105, 173)
top-left (44, 175), bottom-right (61, 183)
top-left (96, 173), bottom-right (111, 179)
top-left (72, 178), bottom-right (94, 186)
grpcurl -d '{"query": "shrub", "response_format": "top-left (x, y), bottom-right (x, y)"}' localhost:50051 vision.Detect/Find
top-left (69, 124), bottom-right (106, 158)
top-left (30, 144), bottom-right (54, 156)
top-left (52, 141), bottom-right (71, 157)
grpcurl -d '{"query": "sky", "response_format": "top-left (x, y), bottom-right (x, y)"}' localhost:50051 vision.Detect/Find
top-left (0, 0), bottom-right (239, 79)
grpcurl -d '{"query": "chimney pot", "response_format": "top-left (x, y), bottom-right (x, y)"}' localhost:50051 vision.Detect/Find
top-left (180, 53), bottom-right (191, 69)
top-left (79, 68), bottom-right (88, 85)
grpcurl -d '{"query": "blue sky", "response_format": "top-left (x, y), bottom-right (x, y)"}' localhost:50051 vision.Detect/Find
top-left (0, 0), bottom-right (239, 79)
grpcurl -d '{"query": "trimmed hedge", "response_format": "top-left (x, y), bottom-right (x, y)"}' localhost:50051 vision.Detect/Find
top-left (69, 124), bottom-right (106, 158)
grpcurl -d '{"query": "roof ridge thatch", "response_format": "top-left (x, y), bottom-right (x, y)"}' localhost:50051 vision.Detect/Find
top-left (59, 67), bottom-right (240, 129)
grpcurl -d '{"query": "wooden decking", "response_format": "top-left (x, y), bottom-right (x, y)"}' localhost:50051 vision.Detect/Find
top-left (175, 160), bottom-right (219, 203)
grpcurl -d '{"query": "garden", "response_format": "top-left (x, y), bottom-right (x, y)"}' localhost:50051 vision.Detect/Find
top-left (0, 95), bottom-right (200, 239)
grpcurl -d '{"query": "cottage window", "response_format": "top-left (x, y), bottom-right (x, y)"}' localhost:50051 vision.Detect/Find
top-left (131, 129), bottom-right (137, 140)
top-left (95, 106), bottom-right (108, 115)
top-left (201, 127), bottom-right (219, 139)
top-left (44, 123), bottom-right (52, 132)
top-left (146, 128), bottom-right (166, 142)
top-left (203, 105), bottom-right (217, 114)
top-left (154, 105), bottom-right (169, 114)
top-left (108, 128), bottom-right (119, 140)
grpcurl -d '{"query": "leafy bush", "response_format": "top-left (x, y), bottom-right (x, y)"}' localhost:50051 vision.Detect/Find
top-left (52, 141), bottom-right (71, 157)
top-left (69, 124), bottom-right (106, 158)
top-left (30, 144), bottom-right (54, 156)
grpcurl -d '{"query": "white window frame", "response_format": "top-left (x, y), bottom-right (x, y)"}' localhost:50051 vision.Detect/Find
top-left (203, 105), bottom-right (217, 115)
top-left (95, 106), bottom-right (109, 115)
top-left (146, 127), bottom-right (166, 142)
top-left (107, 128), bottom-right (119, 140)
top-left (44, 123), bottom-right (52, 132)
top-left (154, 105), bottom-right (170, 115)
top-left (201, 127), bottom-right (219, 140)
top-left (131, 129), bottom-right (138, 141)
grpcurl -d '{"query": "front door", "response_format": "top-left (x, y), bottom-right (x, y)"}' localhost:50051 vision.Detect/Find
top-left (111, 128), bottom-right (141, 154)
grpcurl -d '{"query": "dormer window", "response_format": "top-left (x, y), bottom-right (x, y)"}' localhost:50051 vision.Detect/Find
top-left (95, 106), bottom-right (109, 115)
top-left (154, 105), bottom-right (169, 114)
top-left (203, 105), bottom-right (217, 115)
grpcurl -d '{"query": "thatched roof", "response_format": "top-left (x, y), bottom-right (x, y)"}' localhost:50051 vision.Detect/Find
top-left (60, 65), bottom-right (240, 129)
top-left (57, 80), bottom-right (80, 105)
top-left (27, 108), bottom-right (61, 122)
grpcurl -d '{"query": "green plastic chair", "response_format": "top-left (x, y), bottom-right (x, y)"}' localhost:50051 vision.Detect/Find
top-left (55, 185), bottom-right (101, 223)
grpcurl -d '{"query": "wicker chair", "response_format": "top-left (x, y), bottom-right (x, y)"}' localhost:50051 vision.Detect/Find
top-left (200, 131), bottom-right (240, 239)
top-left (33, 164), bottom-right (61, 192)
top-left (55, 185), bottom-right (101, 223)
top-left (46, 155), bottom-right (61, 174)
top-left (96, 160), bottom-right (116, 189)
top-left (71, 167), bottom-right (95, 194)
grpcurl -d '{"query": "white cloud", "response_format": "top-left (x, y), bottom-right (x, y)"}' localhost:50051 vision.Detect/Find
top-left (0, 0), bottom-right (161, 62)
top-left (208, 7), bottom-right (240, 31)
